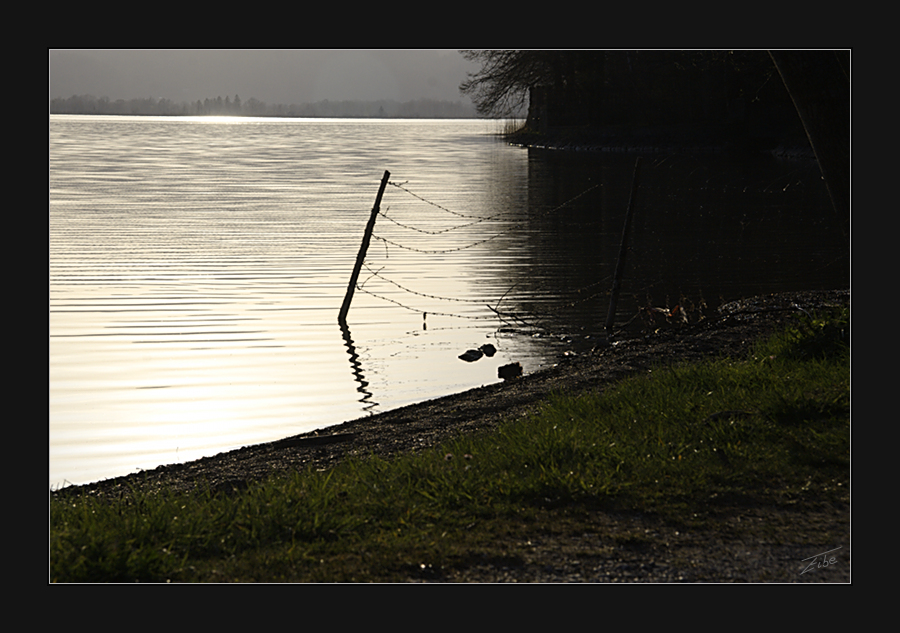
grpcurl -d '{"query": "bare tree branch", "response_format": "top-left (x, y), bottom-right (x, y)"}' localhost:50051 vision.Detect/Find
top-left (459, 50), bottom-right (549, 117)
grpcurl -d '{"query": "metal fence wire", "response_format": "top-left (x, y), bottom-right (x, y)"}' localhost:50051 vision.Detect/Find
top-left (344, 153), bottom-right (847, 339)
top-left (348, 177), bottom-right (615, 329)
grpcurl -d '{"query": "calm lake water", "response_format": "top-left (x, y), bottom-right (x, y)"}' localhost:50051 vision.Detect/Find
top-left (49, 115), bottom-right (849, 487)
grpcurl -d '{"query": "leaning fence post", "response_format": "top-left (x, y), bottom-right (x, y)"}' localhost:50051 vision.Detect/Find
top-left (605, 157), bottom-right (642, 342)
top-left (339, 170), bottom-right (391, 324)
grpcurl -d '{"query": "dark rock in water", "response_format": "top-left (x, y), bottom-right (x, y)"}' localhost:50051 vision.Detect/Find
top-left (498, 362), bottom-right (522, 380)
top-left (458, 349), bottom-right (484, 362)
top-left (480, 343), bottom-right (497, 357)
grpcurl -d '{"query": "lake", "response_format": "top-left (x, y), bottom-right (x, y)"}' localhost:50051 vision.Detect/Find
top-left (49, 115), bottom-right (849, 487)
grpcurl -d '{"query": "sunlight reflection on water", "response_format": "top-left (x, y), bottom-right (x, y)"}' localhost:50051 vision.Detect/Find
top-left (49, 115), bottom-right (847, 487)
top-left (50, 117), bottom-right (539, 486)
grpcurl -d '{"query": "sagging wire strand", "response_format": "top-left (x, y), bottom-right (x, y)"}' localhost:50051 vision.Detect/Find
top-left (387, 178), bottom-right (602, 221)
top-left (372, 232), bottom-right (506, 255)
top-left (354, 178), bottom-right (619, 329)
top-left (373, 179), bottom-right (602, 254)
top-left (359, 175), bottom-right (746, 339)
top-left (387, 180), bottom-right (495, 220)
top-left (355, 265), bottom-right (496, 321)
top-left (377, 207), bottom-right (497, 235)
top-left (362, 263), bottom-right (486, 303)
top-left (362, 159), bottom-right (838, 336)
top-left (356, 265), bottom-right (577, 331)
top-left (355, 273), bottom-right (610, 332)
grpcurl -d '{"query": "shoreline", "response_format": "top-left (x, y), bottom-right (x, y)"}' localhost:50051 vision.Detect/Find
top-left (52, 289), bottom-right (849, 502)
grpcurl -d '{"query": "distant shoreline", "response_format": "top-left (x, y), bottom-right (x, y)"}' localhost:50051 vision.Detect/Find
top-left (49, 95), bottom-right (485, 120)
top-left (49, 113), bottom-right (497, 121)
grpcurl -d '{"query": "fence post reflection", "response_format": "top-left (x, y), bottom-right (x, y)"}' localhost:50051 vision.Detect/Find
top-left (339, 321), bottom-right (378, 412)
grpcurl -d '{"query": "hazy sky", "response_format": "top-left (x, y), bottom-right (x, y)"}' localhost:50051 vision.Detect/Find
top-left (49, 50), bottom-right (482, 105)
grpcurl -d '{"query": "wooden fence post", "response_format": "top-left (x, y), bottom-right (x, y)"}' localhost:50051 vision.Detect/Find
top-left (605, 157), bottom-right (642, 342)
top-left (338, 170), bottom-right (391, 324)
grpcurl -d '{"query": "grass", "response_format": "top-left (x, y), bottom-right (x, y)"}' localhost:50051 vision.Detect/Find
top-left (50, 306), bottom-right (849, 582)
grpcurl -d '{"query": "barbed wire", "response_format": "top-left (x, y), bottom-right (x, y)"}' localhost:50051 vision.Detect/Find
top-left (387, 180), bottom-right (492, 220)
top-left (355, 157), bottom-right (840, 337)
top-left (362, 264), bottom-right (487, 303)
top-left (353, 284), bottom-right (497, 320)
top-left (363, 259), bottom-right (616, 319)
top-left (358, 263), bottom-right (618, 328)
top-left (372, 180), bottom-right (605, 255)
top-left (372, 232), bottom-right (507, 255)
top-left (542, 182), bottom-right (603, 214)
top-left (356, 282), bottom-right (544, 331)
top-left (377, 206), bottom-right (500, 235)
top-left (362, 174), bottom-right (770, 330)
top-left (387, 180), bottom-right (602, 225)
top-left (356, 180), bottom-right (624, 326)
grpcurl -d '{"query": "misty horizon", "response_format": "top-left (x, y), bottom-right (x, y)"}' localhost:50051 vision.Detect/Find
top-left (49, 50), bottom-right (482, 109)
top-left (49, 93), bottom-right (487, 119)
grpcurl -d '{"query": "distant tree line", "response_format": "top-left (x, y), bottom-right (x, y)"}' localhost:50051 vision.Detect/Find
top-left (49, 94), bottom-right (480, 119)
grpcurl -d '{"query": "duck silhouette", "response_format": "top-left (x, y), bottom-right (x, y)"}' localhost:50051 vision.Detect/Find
top-left (458, 343), bottom-right (498, 362)
top-left (458, 348), bottom-right (483, 362)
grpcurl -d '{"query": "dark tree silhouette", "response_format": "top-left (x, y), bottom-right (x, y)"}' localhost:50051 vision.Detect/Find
top-left (458, 50), bottom-right (550, 116)
top-left (459, 50), bottom-right (609, 130)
